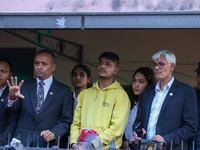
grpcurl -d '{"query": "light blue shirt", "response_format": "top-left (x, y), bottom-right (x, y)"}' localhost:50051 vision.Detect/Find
top-left (146, 76), bottom-right (174, 140)
top-left (36, 75), bottom-right (53, 101)
top-left (0, 85), bottom-right (7, 97)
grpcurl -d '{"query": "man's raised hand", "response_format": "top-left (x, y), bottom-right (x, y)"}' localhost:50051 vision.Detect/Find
top-left (7, 77), bottom-right (25, 99)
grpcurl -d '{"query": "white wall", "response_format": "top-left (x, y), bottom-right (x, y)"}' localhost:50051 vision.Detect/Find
top-left (0, 0), bottom-right (200, 12)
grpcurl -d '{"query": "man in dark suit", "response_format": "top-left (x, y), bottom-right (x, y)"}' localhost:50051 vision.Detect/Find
top-left (6, 50), bottom-right (73, 147)
top-left (0, 58), bottom-right (18, 146)
top-left (133, 50), bottom-right (198, 150)
top-left (192, 62), bottom-right (200, 150)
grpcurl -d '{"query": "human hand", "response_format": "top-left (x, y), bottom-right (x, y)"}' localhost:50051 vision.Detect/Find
top-left (79, 142), bottom-right (94, 149)
top-left (71, 143), bottom-right (78, 149)
top-left (41, 130), bottom-right (55, 142)
top-left (7, 77), bottom-right (24, 99)
top-left (152, 135), bottom-right (164, 142)
top-left (122, 140), bottom-right (131, 150)
top-left (71, 142), bottom-right (93, 150)
top-left (133, 128), bottom-right (146, 144)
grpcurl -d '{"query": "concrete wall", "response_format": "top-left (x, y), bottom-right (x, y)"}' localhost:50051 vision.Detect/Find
top-left (1, 0), bottom-right (200, 13)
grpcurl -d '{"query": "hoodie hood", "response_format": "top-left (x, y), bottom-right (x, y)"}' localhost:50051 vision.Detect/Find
top-left (92, 80), bottom-right (123, 91)
top-left (92, 80), bottom-right (123, 105)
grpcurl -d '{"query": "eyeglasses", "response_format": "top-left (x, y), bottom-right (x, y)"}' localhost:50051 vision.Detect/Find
top-left (150, 62), bottom-right (170, 69)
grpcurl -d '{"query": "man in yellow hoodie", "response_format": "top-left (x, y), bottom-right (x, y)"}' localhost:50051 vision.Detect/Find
top-left (70, 52), bottom-right (130, 149)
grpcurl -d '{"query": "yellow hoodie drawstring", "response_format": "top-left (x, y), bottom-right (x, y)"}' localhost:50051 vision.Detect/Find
top-left (103, 91), bottom-right (107, 106)
top-left (94, 86), bottom-right (107, 106)
top-left (94, 87), bottom-right (107, 106)
top-left (93, 80), bottom-right (120, 105)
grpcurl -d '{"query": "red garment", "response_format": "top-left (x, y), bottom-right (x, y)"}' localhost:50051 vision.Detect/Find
top-left (80, 129), bottom-right (99, 142)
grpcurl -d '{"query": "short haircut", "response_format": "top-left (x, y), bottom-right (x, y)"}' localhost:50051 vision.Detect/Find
top-left (99, 52), bottom-right (119, 67)
top-left (35, 50), bottom-right (56, 64)
top-left (152, 50), bottom-right (176, 66)
top-left (71, 64), bottom-right (91, 78)
top-left (0, 57), bottom-right (12, 72)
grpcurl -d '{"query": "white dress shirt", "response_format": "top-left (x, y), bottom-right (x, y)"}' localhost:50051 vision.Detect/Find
top-left (146, 76), bottom-right (174, 140)
top-left (36, 75), bottom-right (53, 101)
top-left (72, 91), bottom-right (77, 111)
top-left (0, 85), bottom-right (7, 97)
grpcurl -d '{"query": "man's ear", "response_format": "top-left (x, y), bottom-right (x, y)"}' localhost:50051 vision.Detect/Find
top-left (170, 63), bottom-right (175, 72)
top-left (51, 64), bottom-right (56, 72)
top-left (114, 67), bottom-right (119, 75)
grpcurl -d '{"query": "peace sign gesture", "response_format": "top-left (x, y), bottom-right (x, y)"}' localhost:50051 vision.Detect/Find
top-left (7, 77), bottom-right (25, 99)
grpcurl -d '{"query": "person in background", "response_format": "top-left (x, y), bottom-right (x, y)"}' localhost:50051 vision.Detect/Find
top-left (122, 67), bottom-right (156, 150)
top-left (60, 64), bottom-right (91, 148)
top-left (192, 62), bottom-right (200, 150)
top-left (71, 64), bottom-right (91, 111)
top-left (194, 62), bottom-right (200, 101)
top-left (0, 58), bottom-right (19, 146)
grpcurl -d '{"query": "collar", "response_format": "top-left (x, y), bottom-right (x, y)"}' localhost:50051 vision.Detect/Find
top-left (73, 91), bottom-right (76, 99)
top-left (36, 75), bottom-right (53, 86)
top-left (73, 91), bottom-right (78, 103)
top-left (0, 84), bottom-right (7, 93)
top-left (155, 76), bottom-right (174, 92)
top-left (134, 101), bottom-right (138, 107)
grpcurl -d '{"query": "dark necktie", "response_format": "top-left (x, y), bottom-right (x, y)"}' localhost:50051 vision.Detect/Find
top-left (36, 81), bottom-right (44, 115)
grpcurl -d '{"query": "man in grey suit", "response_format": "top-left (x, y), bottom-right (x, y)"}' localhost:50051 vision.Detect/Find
top-left (0, 58), bottom-right (18, 146)
top-left (134, 50), bottom-right (198, 150)
top-left (6, 50), bottom-right (73, 147)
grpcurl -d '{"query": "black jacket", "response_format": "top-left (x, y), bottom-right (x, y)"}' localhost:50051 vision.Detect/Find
top-left (0, 86), bottom-right (19, 145)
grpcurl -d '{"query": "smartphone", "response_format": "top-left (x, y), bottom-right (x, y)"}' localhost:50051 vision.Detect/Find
top-left (134, 123), bottom-right (145, 139)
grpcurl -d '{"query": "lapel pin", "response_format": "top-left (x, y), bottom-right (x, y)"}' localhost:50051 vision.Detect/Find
top-left (169, 93), bottom-right (173, 96)
top-left (1, 99), bottom-right (4, 102)
top-left (50, 92), bottom-right (53, 95)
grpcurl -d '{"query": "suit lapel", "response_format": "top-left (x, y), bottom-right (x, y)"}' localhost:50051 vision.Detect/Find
top-left (30, 80), bottom-right (37, 115)
top-left (158, 78), bottom-right (178, 119)
top-left (39, 79), bottom-right (59, 114)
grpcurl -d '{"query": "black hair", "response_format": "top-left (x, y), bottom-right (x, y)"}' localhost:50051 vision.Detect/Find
top-left (71, 64), bottom-right (91, 88)
top-left (99, 52), bottom-right (119, 67)
top-left (35, 50), bottom-right (56, 64)
top-left (127, 67), bottom-right (156, 109)
top-left (71, 64), bottom-right (91, 78)
top-left (0, 57), bottom-right (12, 72)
